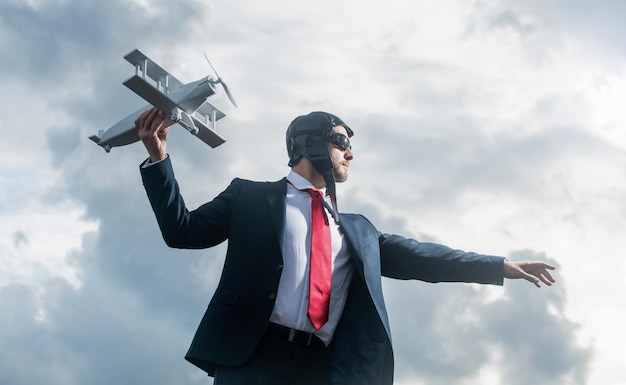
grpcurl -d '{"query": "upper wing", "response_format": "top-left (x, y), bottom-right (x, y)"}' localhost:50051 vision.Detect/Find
top-left (124, 49), bottom-right (183, 91)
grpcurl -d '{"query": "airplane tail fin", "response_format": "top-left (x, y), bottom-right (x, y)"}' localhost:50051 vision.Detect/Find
top-left (89, 131), bottom-right (112, 152)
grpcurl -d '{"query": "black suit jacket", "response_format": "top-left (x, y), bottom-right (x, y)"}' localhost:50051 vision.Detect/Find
top-left (141, 157), bottom-right (505, 385)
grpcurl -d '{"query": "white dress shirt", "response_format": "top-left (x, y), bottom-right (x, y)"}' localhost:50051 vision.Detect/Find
top-left (269, 171), bottom-right (354, 345)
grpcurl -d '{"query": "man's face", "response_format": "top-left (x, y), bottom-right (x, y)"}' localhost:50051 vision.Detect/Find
top-left (328, 125), bottom-right (354, 183)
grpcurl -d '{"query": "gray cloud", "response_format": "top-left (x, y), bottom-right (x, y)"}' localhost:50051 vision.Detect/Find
top-left (13, 231), bottom-right (29, 247)
top-left (385, 266), bottom-right (591, 385)
top-left (468, 0), bottom-right (626, 59)
top-left (483, 252), bottom-right (590, 385)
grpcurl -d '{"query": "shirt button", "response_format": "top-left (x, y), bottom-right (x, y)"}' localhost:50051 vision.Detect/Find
top-left (276, 264), bottom-right (283, 270)
top-left (269, 293), bottom-right (276, 300)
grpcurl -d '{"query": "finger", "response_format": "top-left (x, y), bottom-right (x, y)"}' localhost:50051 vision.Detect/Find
top-left (156, 123), bottom-right (170, 139)
top-left (144, 109), bottom-right (163, 135)
top-left (529, 268), bottom-right (555, 287)
top-left (528, 268), bottom-right (549, 287)
top-left (540, 269), bottom-right (555, 284)
top-left (136, 108), bottom-right (158, 131)
top-left (529, 275), bottom-right (541, 288)
top-left (135, 109), bottom-right (151, 129)
top-left (539, 262), bottom-right (556, 271)
top-left (152, 112), bottom-right (169, 134)
top-left (517, 268), bottom-right (541, 287)
top-left (537, 274), bottom-right (552, 287)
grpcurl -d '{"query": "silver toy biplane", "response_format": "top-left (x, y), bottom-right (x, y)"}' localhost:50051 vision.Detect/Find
top-left (90, 48), bottom-right (236, 152)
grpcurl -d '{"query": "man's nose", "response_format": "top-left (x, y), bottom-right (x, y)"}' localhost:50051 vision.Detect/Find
top-left (345, 148), bottom-right (354, 160)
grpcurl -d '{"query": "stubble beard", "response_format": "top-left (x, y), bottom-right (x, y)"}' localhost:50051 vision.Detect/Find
top-left (333, 163), bottom-right (348, 183)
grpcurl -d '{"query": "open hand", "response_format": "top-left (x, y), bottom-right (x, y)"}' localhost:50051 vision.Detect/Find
top-left (503, 260), bottom-right (556, 288)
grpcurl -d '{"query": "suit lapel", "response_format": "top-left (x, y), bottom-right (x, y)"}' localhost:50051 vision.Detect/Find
top-left (338, 214), bottom-right (378, 279)
top-left (265, 178), bottom-right (288, 253)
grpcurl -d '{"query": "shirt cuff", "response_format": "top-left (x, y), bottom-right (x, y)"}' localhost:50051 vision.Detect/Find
top-left (141, 154), bottom-right (169, 168)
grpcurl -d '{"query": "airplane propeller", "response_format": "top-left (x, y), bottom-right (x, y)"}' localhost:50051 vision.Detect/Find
top-left (203, 52), bottom-right (238, 108)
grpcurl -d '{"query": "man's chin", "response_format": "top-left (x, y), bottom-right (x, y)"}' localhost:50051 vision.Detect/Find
top-left (333, 171), bottom-right (348, 183)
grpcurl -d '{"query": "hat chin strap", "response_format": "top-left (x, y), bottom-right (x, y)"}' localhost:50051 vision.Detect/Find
top-left (322, 169), bottom-right (340, 224)
top-left (309, 155), bottom-right (340, 224)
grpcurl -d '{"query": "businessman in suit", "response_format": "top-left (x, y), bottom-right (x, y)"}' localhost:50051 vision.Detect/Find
top-left (136, 108), bottom-right (555, 385)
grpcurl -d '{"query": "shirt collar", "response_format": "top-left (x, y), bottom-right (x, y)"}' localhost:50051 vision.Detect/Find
top-left (287, 170), bottom-right (324, 192)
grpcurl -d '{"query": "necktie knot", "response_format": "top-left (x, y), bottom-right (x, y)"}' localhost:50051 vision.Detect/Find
top-left (306, 188), bottom-right (323, 199)
top-left (306, 189), bottom-right (328, 225)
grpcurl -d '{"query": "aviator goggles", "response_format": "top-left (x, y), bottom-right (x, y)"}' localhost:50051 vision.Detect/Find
top-left (325, 133), bottom-right (352, 151)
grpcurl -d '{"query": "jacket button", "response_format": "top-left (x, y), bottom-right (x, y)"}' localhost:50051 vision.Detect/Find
top-left (276, 264), bottom-right (283, 270)
top-left (269, 293), bottom-right (276, 300)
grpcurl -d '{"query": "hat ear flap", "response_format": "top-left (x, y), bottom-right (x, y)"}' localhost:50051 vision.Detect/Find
top-left (306, 136), bottom-right (332, 174)
top-left (305, 135), bottom-right (327, 157)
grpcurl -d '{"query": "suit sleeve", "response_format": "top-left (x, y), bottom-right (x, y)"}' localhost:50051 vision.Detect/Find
top-left (378, 232), bottom-right (505, 285)
top-left (140, 156), bottom-right (240, 249)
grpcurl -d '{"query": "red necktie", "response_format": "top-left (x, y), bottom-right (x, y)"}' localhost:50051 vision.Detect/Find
top-left (306, 188), bottom-right (332, 330)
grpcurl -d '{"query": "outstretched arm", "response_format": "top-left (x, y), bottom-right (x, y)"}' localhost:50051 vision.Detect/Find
top-left (504, 260), bottom-right (556, 288)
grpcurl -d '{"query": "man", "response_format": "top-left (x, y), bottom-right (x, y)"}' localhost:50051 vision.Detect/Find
top-left (136, 108), bottom-right (555, 385)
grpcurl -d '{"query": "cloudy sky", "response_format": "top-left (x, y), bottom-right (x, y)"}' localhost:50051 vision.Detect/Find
top-left (1, 0), bottom-right (624, 384)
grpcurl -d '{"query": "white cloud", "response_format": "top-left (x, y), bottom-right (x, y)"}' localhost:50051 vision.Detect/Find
top-left (3, 0), bottom-right (624, 383)
top-left (0, 204), bottom-right (97, 289)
